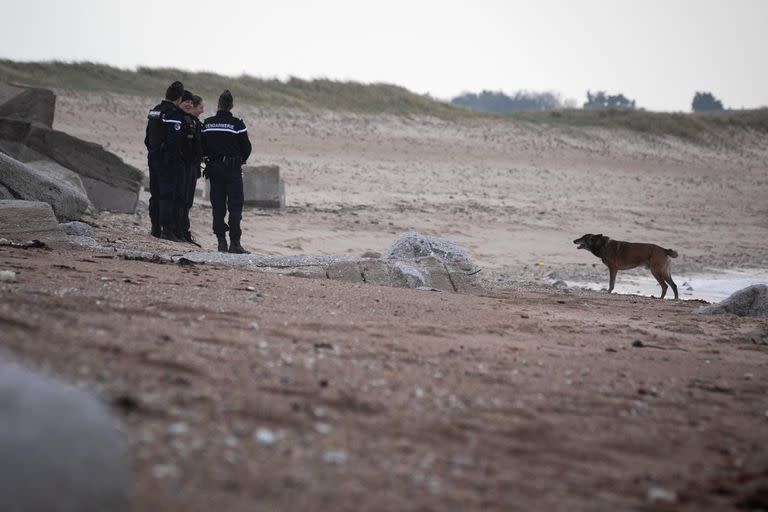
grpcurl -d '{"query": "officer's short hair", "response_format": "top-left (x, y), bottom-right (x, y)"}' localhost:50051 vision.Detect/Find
top-left (166, 81), bottom-right (184, 101)
top-left (181, 90), bottom-right (194, 103)
top-left (218, 90), bottom-right (234, 111)
top-left (191, 95), bottom-right (203, 107)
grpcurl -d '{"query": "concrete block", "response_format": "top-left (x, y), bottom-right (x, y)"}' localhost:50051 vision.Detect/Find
top-left (243, 165), bottom-right (285, 208)
top-left (0, 199), bottom-right (67, 243)
top-left (0, 118), bottom-right (142, 213)
top-left (0, 153), bottom-right (91, 221)
top-left (0, 86), bottom-right (56, 127)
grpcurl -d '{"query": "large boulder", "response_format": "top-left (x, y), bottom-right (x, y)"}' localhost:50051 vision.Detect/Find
top-left (0, 152), bottom-right (91, 221)
top-left (0, 358), bottom-right (130, 512)
top-left (0, 118), bottom-right (142, 213)
top-left (696, 284), bottom-right (768, 318)
top-left (0, 199), bottom-right (67, 243)
top-left (0, 86), bottom-right (56, 127)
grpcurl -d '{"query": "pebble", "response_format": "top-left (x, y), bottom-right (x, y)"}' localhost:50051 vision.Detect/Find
top-left (647, 486), bottom-right (677, 504)
top-left (55, 287), bottom-right (79, 296)
top-left (315, 423), bottom-right (332, 435)
top-left (168, 422), bottom-right (189, 435)
top-left (0, 270), bottom-right (17, 282)
top-left (249, 322), bottom-right (259, 330)
top-left (254, 427), bottom-right (276, 445)
top-left (152, 463), bottom-right (180, 479)
top-left (322, 450), bottom-right (347, 464)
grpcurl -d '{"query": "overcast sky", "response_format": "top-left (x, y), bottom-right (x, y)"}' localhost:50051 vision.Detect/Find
top-left (1, 0), bottom-right (766, 111)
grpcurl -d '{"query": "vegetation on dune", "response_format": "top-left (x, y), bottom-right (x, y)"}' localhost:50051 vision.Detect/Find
top-left (1, 59), bottom-right (767, 142)
top-left (0, 59), bottom-right (469, 118)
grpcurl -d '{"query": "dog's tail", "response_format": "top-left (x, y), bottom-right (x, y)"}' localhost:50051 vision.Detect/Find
top-left (665, 248), bottom-right (678, 258)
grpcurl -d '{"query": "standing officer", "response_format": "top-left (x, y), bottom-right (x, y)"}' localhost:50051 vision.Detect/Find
top-left (177, 91), bottom-right (204, 245)
top-left (144, 81), bottom-right (185, 241)
top-left (201, 90), bottom-right (252, 253)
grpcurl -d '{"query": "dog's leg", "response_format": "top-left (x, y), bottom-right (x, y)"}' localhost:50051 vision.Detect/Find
top-left (608, 266), bottom-right (617, 293)
top-left (664, 273), bottom-right (678, 300)
top-left (651, 267), bottom-right (668, 299)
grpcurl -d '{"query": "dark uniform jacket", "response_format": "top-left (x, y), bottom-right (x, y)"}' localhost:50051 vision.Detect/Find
top-left (144, 100), bottom-right (184, 168)
top-left (201, 110), bottom-right (252, 166)
top-left (182, 113), bottom-right (204, 174)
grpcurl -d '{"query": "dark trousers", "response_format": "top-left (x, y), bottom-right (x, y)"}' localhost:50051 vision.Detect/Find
top-left (148, 160), bottom-right (159, 232)
top-left (209, 170), bottom-right (244, 237)
top-left (148, 154), bottom-right (179, 229)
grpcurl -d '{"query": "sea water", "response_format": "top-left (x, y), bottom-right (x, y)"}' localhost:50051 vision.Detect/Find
top-left (567, 268), bottom-right (768, 303)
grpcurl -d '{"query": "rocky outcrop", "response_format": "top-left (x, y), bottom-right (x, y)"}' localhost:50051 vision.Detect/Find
top-left (0, 153), bottom-right (91, 220)
top-left (0, 199), bottom-right (67, 243)
top-left (696, 284), bottom-right (768, 318)
top-left (0, 358), bottom-right (130, 512)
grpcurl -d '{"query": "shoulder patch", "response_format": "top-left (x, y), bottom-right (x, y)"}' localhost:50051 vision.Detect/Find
top-left (174, 123), bottom-right (181, 131)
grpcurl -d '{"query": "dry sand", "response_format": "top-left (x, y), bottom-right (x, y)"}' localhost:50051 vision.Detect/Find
top-left (0, 91), bottom-right (767, 510)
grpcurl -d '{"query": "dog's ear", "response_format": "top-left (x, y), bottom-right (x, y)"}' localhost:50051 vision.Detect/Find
top-left (596, 233), bottom-right (603, 237)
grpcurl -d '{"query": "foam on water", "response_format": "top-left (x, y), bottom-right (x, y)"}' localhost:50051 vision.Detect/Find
top-left (567, 268), bottom-right (768, 303)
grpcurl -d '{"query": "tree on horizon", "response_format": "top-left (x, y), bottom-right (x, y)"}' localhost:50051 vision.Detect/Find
top-left (451, 90), bottom-right (562, 114)
top-left (583, 90), bottom-right (636, 110)
top-left (692, 91), bottom-right (724, 112)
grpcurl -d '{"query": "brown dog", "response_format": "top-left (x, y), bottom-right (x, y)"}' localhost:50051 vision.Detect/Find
top-left (573, 234), bottom-right (679, 299)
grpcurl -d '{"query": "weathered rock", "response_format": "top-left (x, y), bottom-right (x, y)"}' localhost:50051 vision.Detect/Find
top-left (243, 165), bottom-right (285, 208)
top-left (0, 199), bottom-right (66, 243)
top-left (0, 153), bottom-right (91, 220)
top-left (0, 138), bottom-right (50, 162)
top-left (176, 249), bottom-right (483, 293)
top-left (696, 284), bottom-right (768, 318)
top-left (0, 358), bottom-right (131, 512)
top-left (59, 221), bottom-right (95, 237)
top-left (0, 118), bottom-right (142, 213)
top-left (26, 159), bottom-right (94, 214)
top-left (0, 183), bottom-right (12, 199)
top-left (382, 231), bottom-right (473, 264)
top-left (0, 83), bottom-right (24, 107)
top-left (0, 86), bottom-right (56, 127)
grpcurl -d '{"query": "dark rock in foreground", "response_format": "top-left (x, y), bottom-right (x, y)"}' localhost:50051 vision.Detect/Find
top-left (0, 358), bottom-right (130, 512)
top-left (696, 284), bottom-right (768, 318)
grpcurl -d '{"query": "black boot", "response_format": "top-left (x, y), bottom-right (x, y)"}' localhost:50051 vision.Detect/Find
top-left (151, 223), bottom-right (161, 238)
top-left (161, 226), bottom-right (183, 242)
top-left (228, 235), bottom-right (250, 254)
top-left (184, 231), bottom-right (202, 248)
top-left (217, 234), bottom-right (228, 253)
